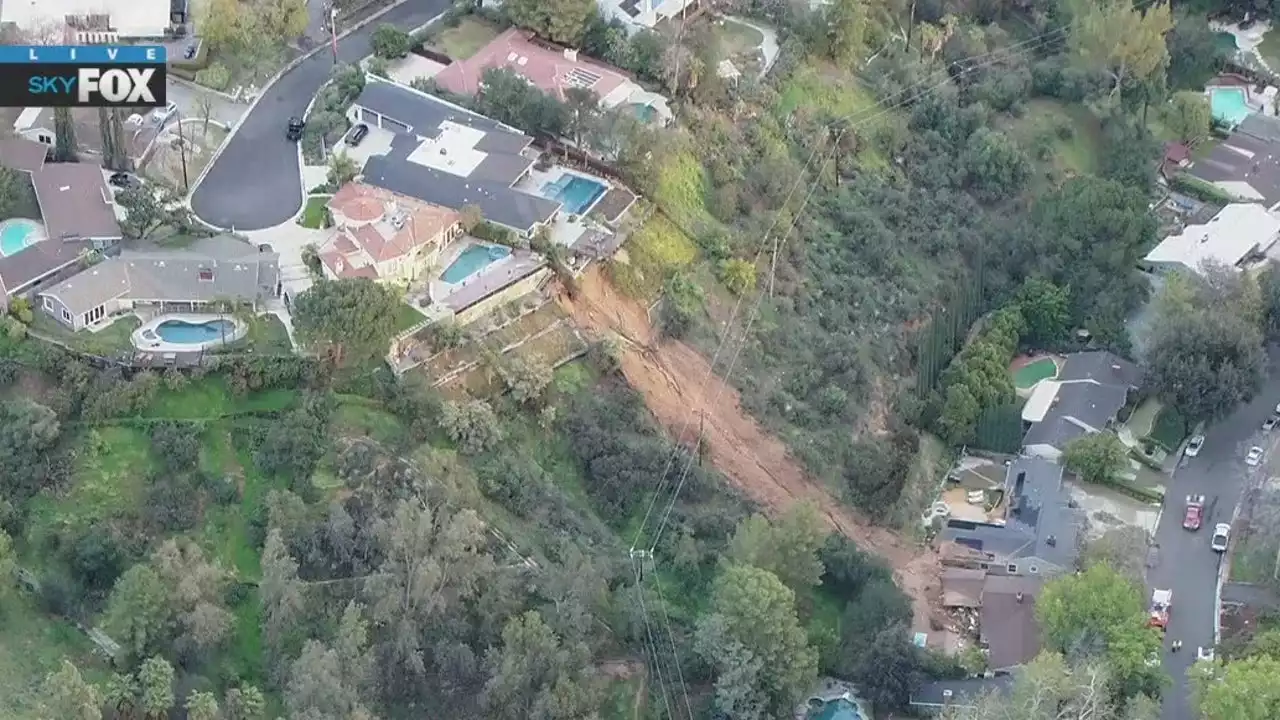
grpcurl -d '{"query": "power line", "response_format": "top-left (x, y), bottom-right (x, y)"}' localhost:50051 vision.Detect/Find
top-left (649, 554), bottom-right (695, 720)
top-left (632, 550), bottom-right (675, 720)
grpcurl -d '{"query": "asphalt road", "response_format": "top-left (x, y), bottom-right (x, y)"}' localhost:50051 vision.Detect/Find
top-left (1152, 348), bottom-right (1280, 720)
top-left (189, 0), bottom-right (451, 230)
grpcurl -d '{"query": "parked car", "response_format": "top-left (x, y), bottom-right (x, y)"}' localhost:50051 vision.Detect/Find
top-left (1267, 414), bottom-right (1280, 432)
top-left (1183, 495), bottom-right (1205, 530)
top-left (108, 172), bottom-right (139, 189)
top-left (1247, 446), bottom-right (1265, 467)
top-left (183, 43), bottom-right (198, 60)
top-left (346, 123), bottom-right (369, 147)
top-left (1184, 434), bottom-right (1205, 458)
top-left (151, 101), bottom-right (178, 124)
top-left (286, 116), bottom-right (305, 141)
top-left (1211, 523), bottom-right (1231, 552)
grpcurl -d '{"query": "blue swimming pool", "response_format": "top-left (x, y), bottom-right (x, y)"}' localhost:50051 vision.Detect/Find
top-left (441, 243), bottom-right (510, 284)
top-left (811, 699), bottom-right (868, 720)
top-left (543, 174), bottom-right (608, 215)
top-left (155, 319), bottom-right (237, 344)
top-left (1210, 86), bottom-right (1253, 128)
top-left (0, 219), bottom-right (43, 257)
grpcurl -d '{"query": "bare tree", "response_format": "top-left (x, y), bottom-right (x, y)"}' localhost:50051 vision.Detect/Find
top-left (196, 95), bottom-right (214, 138)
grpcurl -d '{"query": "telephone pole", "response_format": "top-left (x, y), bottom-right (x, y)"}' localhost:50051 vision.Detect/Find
top-left (330, 5), bottom-right (339, 64)
top-left (177, 120), bottom-right (189, 191)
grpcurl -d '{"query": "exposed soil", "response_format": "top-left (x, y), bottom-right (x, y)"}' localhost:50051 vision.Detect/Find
top-left (557, 267), bottom-right (940, 634)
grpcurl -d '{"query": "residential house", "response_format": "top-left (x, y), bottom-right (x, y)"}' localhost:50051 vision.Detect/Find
top-left (1184, 113), bottom-right (1280, 209)
top-left (1160, 142), bottom-right (1190, 180)
top-left (39, 236), bottom-right (279, 331)
top-left (0, 142), bottom-right (123, 311)
top-left (318, 182), bottom-right (463, 283)
top-left (432, 28), bottom-right (672, 125)
top-left (940, 571), bottom-right (1043, 671)
top-left (940, 454), bottom-right (1083, 578)
top-left (350, 79), bottom-right (563, 237)
top-left (1, 0), bottom-right (176, 41)
top-left (1143, 202), bottom-right (1280, 276)
top-left (1021, 352), bottom-right (1143, 460)
top-left (598, 0), bottom-right (698, 33)
top-left (909, 676), bottom-right (1016, 715)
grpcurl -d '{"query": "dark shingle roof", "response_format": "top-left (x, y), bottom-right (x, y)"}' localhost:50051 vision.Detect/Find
top-left (1186, 127), bottom-right (1280, 207)
top-left (1058, 351), bottom-right (1143, 387)
top-left (0, 137), bottom-right (48, 172)
top-left (981, 575), bottom-right (1043, 670)
top-left (0, 240), bottom-right (91, 296)
top-left (911, 676), bottom-right (1016, 708)
top-left (354, 80), bottom-right (530, 145)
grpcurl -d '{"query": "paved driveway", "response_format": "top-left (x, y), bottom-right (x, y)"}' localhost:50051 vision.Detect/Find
top-left (189, 0), bottom-right (452, 231)
top-left (1153, 348), bottom-right (1280, 719)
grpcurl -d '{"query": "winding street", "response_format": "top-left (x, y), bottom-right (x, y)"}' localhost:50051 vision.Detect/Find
top-left (1152, 345), bottom-right (1280, 720)
top-left (189, 0), bottom-right (452, 231)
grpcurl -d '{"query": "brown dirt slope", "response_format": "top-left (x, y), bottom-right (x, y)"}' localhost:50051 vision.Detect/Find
top-left (557, 267), bottom-right (939, 634)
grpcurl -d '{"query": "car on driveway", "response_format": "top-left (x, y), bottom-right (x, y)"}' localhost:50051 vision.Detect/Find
top-left (346, 123), bottom-right (369, 147)
top-left (151, 101), bottom-right (178, 124)
top-left (108, 172), bottom-right (139, 189)
top-left (1185, 434), bottom-right (1205, 458)
top-left (1184, 495), bottom-right (1205, 530)
top-left (1247, 446), bottom-right (1265, 466)
top-left (1266, 415), bottom-right (1279, 432)
top-left (1211, 523), bottom-right (1231, 552)
top-left (286, 116), bottom-right (305, 141)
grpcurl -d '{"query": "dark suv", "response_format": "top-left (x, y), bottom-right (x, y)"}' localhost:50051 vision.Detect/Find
top-left (347, 123), bottom-right (369, 147)
top-left (286, 117), bottom-right (305, 141)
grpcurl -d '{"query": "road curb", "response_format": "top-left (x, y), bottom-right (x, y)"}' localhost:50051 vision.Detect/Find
top-left (186, 0), bottom-right (417, 222)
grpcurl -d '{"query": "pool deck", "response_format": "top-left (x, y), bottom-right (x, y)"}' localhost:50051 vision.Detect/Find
top-left (131, 312), bottom-right (248, 353)
top-left (0, 217), bottom-right (48, 258)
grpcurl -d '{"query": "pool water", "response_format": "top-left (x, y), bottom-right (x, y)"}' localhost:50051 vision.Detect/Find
top-left (543, 174), bottom-right (608, 215)
top-left (155, 319), bottom-right (237, 344)
top-left (811, 699), bottom-right (868, 720)
top-left (631, 103), bottom-right (657, 123)
top-left (441, 243), bottom-right (510, 284)
top-left (1210, 87), bottom-right (1253, 127)
top-left (0, 219), bottom-right (42, 257)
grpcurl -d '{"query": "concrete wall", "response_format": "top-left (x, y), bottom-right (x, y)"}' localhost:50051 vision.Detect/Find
top-left (455, 267), bottom-right (551, 325)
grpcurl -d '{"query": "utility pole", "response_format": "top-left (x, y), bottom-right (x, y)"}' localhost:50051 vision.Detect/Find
top-left (330, 4), bottom-right (339, 65)
top-left (177, 119), bottom-right (189, 191)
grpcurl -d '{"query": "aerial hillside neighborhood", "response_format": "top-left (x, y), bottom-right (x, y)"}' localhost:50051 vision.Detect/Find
top-left (7, 0), bottom-right (1280, 719)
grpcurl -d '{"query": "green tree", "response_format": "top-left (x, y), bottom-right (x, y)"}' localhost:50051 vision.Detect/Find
top-left (824, 0), bottom-right (868, 64)
top-left (0, 399), bottom-right (61, 500)
top-left (0, 529), bottom-right (15, 605)
top-left (481, 611), bottom-right (599, 719)
top-left (370, 23), bottom-right (412, 59)
top-left (718, 257), bottom-right (757, 295)
top-left (53, 107), bottom-right (78, 162)
top-left (257, 0), bottom-right (308, 40)
top-left (186, 690), bottom-right (220, 720)
top-left (1167, 14), bottom-right (1223, 90)
top-left (1190, 655), bottom-right (1280, 720)
top-left (695, 564), bottom-right (818, 716)
top-left (292, 278), bottom-right (402, 365)
top-left (39, 660), bottom-right (102, 720)
top-left (103, 564), bottom-right (173, 660)
top-left (962, 128), bottom-right (1030, 201)
top-left (439, 399), bottom-right (504, 454)
top-left (103, 673), bottom-right (138, 717)
top-left (1069, 0), bottom-right (1173, 97)
top-left (1062, 432), bottom-right (1128, 485)
top-left (1015, 278), bottom-right (1070, 347)
top-left (938, 382), bottom-right (981, 446)
top-left (504, 0), bottom-right (596, 45)
top-left (1164, 91), bottom-right (1212, 141)
top-left (1037, 564), bottom-right (1162, 697)
top-left (498, 356), bottom-right (553, 406)
top-left (116, 186), bottom-right (193, 239)
top-left (224, 685), bottom-right (266, 720)
top-left (138, 656), bottom-right (175, 718)
top-left (727, 501), bottom-right (827, 594)
top-left (327, 151), bottom-right (358, 188)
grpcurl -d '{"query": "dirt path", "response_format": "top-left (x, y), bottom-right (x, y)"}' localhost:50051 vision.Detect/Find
top-left (558, 268), bottom-right (939, 634)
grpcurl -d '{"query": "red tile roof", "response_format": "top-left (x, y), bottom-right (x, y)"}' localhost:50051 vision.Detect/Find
top-left (324, 182), bottom-right (460, 273)
top-left (433, 28), bottom-right (631, 103)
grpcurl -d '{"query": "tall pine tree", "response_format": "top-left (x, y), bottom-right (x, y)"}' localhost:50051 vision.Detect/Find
top-left (53, 107), bottom-right (77, 162)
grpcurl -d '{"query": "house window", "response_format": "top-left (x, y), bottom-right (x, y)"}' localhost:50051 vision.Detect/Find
top-left (198, 268), bottom-right (214, 281)
top-left (37, 133), bottom-right (52, 145)
top-left (42, 296), bottom-right (52, 311)
top-left (85, 305), bottom-right (105, 325)
top-left (61, 308), bottom-right (71, 322)
top-left (1007, 563), bottom-right (1018, 573)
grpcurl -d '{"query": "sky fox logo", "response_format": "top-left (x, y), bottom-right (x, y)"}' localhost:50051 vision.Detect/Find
top-left (27, 67), bottom-right (160, 105)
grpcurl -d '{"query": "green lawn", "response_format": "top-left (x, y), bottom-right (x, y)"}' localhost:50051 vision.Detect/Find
top-left (143, 376), bottom-right (298, 418)
top-left (0, 594), bottom-right (106, 719)
top-left (29, 313), bottom-right (140, 356)
top-left (1008, 99), bottom-right (1102, 177)
top-left (426, 16), bottom-right (502, 60)
top-left (717, 18), bottom-right (764, 56)
top-left (26, 426), bottom-right (154, 543)
top-left (394, 302), bottom-right (426, 333)
top-left (297, 195), bottom-right (331, 229)
top-left (1124, 398), bottom-right (1162, 439)
top-left (225, 313), bottom-right (294, 354)
top-left (1149, 405), bottom-right (1187, 451)
top-left (1257, 28), bottom-right (1280, 71)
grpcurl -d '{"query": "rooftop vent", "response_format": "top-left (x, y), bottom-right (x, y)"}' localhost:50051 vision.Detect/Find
top-left (59, 185), bottom-right (70, 191)
top-left (942, 690), bottom-right (954, 699)
top-left (390, 214), bottom-right (405, 230)
top-left (1015, 592), bottom-right (1025, 603)
top-left (564, 48), bottom-right (578, 61)
top-left (517, 56), bottom-right (528, 66)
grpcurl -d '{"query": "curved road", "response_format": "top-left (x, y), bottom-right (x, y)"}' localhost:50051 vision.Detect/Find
top-left (190, 0), bottom-right (451, 230)
top-left (1153, 346), bottom-right (1280, 720)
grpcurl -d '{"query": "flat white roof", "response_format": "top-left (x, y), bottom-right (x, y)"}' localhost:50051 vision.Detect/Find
top-left (1022, 381), bottom-right (1061, 423)
top-left (405, 121), bottom-right (487, 178)
top-left (1145, 202), bottom-right (1280, 273)
top-left (2, 0), bottom-right (171, 38)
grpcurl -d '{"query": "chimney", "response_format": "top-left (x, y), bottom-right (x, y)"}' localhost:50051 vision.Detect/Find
top-left (564, 48), bottom-right (578, 61)
top-left (1045, 535), bottom-right (1056, 546)
top-left (1015, 592), bottom-right (1024, 603)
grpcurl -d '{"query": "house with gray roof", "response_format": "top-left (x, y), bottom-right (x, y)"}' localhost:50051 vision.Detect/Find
top-left (940, 454), bottom-right (1083, 578)
top-left (1184, 114), bottom-right (1280, 209)
top-left (349, 79), bottom-right (563, 236)
top-left (909, 675), bottom-right (1016, 715)
top-left (39, 236), bottom-right (279, 331)
top-left (1021, 351), bottom-right (1143, 460)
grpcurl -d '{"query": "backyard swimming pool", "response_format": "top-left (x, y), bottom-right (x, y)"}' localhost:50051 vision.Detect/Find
top-left (810, 699), bottom-right (868, 720)
top-left (155, 318), bottom-right (238, 344)
top-left (0, 218), bottom-right (45, 257)
top-left (1209, 86), bottom-right (1254, 127)
top-left (543, 173), bottom-right (608, 215)
top-left (441, 243), bottom-right (510, 284)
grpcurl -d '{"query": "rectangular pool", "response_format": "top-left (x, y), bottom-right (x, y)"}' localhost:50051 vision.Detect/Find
top-left (1210, 86), bottom-right (1253, 127)
top-left (441, 243), bottom-right (510, 284)
top-left (543, 173), bottom-right (608, 215)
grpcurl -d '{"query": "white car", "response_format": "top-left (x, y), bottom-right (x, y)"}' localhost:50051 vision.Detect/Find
top-left (151, 101), bottom-right (178, 124)
top-left (1247, 446), bottom-right (1265, 466)
top-left (1185, 434), bottom-right (1205, 458)
top-left (1211, 523), bottom-right (1231, 552)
